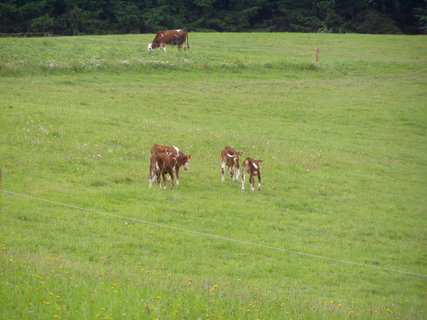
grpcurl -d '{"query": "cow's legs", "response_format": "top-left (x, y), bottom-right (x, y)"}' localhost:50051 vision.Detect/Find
top-left (170, 171), bottom-right (175, 189)
top-left (175, 166), bottom-right (180, 185)
top-left (241, 172), bottom-right (246, 191)
top-left (156, 171), bottom-right (162, 189)
top-left (249, 174), bottom-right (255, 192)
top-left (149, 169), bottom-right (155, 189)
top-left (234, 166), bottom-right (240, 182)
top-left (221, 161), bottom-right (226, 181)
top-left (149, 161), bottom-right (157, 188)
top-left (161, 172), bottom-right (168, 190)
top-left (148, 165), bottom-right (153, 189)
top-left (257, 173), bottom-right (262, 191)
top-left (230, 164), bottom-right (235, 181)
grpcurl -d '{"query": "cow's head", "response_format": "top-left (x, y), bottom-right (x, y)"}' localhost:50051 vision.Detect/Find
top-left (148, 42), bottom-right (161, 50)
top-left (182, 154), bottom-right (191, 170)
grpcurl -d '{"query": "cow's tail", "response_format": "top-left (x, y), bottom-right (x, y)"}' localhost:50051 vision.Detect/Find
top-left (186, 33), bottom-right (189, 49)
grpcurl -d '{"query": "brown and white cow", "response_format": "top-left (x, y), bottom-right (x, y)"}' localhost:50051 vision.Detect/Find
top-left (220, 146), bottom-right (243, 182)
top-left (149, 151), bottom-right (177, 189)
top-left (150, 144), bottom-right (191, 185)
top-left (147, 29), bottom-right (189, 52)
top-left (241, 157), bottom-right (263, 192)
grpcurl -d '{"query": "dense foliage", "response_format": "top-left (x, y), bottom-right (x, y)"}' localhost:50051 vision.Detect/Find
top-left (0, 0), bottom-right (426, 35)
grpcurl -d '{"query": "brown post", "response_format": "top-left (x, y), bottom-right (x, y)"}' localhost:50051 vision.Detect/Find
top-left (314, 47), bottom-right (320, 62)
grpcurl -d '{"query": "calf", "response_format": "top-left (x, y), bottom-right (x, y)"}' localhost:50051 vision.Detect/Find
top-left (149, 152), bottom-right (177, 189)
top-left (220, 146), bottom-right (243, 182)
top-left (151, 144), bottom-right (191, 185)
top-left (241, 157), bottom-right (263, 192)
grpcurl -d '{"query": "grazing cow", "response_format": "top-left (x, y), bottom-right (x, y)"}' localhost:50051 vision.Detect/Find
top-left (147, 29), bottom-right (189, 52)
top-left (150, 144), bottom-right (191, 185)
top-left (220, 146), bottom-right (243, 182)
top-left (241, 157), bottom-right (263, 192)
top-left (149, 152), bottom-right (177, 189)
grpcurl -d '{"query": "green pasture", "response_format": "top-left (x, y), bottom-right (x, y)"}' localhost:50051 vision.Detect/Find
top-left (0, 33), bottom-right (426, 319)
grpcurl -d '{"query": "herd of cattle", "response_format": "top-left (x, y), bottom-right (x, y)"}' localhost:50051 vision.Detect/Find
top-left (147, 30), bottom-right (264, 191)
top-left (149, 145), bottom-right (263, 192)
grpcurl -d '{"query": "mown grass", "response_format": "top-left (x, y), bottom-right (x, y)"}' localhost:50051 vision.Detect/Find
top-left (0, 32), bottom-right (426, 319)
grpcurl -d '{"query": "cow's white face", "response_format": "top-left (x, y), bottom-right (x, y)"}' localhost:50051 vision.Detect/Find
top-left (183, 155), bottom-right (191, 170)
top-left (147, 43), bottom-right (152, 50)
top-left (183, 161), bottom-right (189, 170)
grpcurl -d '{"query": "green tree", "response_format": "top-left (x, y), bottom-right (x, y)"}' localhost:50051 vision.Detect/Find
top-left (0, 0), bottom-right (425, 35)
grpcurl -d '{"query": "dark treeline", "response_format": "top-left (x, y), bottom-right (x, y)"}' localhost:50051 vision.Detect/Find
top-left (1, 0), bottom-right (426, 35)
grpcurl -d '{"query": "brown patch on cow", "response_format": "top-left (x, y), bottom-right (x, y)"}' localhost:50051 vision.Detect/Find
top-left (149, 152), bottom-right (177, 189)
top-left (220, 146), bottom-right (243, 182)
top-left (241, 157), bottom-right (263, 192)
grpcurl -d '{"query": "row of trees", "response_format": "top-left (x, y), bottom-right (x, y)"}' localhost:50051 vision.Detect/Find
top-left (1, 0), bottom-right (426, 35)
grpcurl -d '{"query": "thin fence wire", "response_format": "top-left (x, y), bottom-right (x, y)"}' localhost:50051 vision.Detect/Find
top-left (1, 188), bottom-right (426, 278)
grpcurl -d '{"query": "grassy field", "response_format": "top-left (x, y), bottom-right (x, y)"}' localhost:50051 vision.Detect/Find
top-left (0, 32), bottom-right (426, 319)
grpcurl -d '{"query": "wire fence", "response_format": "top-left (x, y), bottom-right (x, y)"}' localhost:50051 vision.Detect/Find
top-left (1, 188), bottom-right (426, 278)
